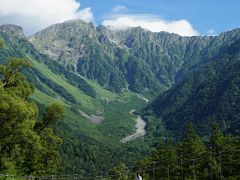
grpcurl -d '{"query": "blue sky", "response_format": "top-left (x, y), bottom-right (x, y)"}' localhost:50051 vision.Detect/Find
top-left (0, 0), bottom-right (239, 36)
top-left (79, 0), bottom-right (240, 35)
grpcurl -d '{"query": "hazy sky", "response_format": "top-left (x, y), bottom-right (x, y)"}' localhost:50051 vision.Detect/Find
top-left (0, 0), bottom-right (239, 36)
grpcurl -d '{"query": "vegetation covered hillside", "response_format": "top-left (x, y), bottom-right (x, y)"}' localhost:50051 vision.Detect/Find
top-left (27, 21), bottom-right (196, 96)
top-left (0, 50), bottom-right (64, 176)
top-left (29, 20), bottom-right (240, 98)
top-left (110, 124), bottom-right (240, 179)
top-left (1, 21), bottom-right (240, 178)
top-left (0, 25), bottom-right (150, 176)
top-left (144, 34), bottom-right (240, 139)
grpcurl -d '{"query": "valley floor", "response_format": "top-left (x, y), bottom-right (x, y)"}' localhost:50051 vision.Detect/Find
top-left (121, 109), bottom-right (147, 143)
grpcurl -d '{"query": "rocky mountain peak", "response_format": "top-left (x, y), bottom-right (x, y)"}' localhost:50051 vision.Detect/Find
top-left (0, 24), bottom-right (25, 38)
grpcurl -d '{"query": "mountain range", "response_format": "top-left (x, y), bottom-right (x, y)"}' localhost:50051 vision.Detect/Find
top-left (0, 20), bottom-right (240, 174)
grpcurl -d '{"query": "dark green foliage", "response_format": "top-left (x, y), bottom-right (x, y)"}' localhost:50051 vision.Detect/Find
top-left (1, 23), bottom-right (240, 178)
top-left (0, 40), bottom-right (3, 49)
top-left (206, 123), bottom-right (238, 179)
top-left (177, 124), bottom-right (207, 179)
top-left (0, 27), bottom-right (141, 177)
top-left (124, 56), bottom-right (161, 95)
top-left (59, 136), bottom-right (96, 172)
top-left (152, 140), bottom-right (179, 179)
top-left (0, 58), bottom-right (33, 97)
top-left (145, 37), bottom-right (240, 138)
top-left (109, 163), bottom-right (129, 180)
top-left (42, 103), bottom-right (64, 127)
top-left (77, 47), bottom-right (127, 93)
top-left (134, 124), bottom-right (240, 179)
top-left (35, 103), bottom-right (64, 132)
top-left (0, 59), bottom-right (62, 176)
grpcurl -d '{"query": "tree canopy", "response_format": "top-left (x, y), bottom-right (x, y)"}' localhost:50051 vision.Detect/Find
top-left (0, 52), bottom-right (64, 176)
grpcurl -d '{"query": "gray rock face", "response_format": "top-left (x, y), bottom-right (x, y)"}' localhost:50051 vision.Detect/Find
top-left (0, 24), bottom-right (25, 38)
top-left (29, 20), bottom-right (97, 71)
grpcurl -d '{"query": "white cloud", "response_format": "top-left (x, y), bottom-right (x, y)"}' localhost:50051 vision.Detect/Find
top-left (112, 5), bottom-right (127, 12)
top-left (102, 15), bottom-right (199, 36)
top-left (0, 0), bottom-right (94, 35)
top-left (206, 29), bottom-right (217, 36)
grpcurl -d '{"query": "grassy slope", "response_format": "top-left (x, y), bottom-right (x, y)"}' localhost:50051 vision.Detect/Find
top-left (29, 57), bottom-right (96, 110)
top-left (29, 54), bottom-right (150, 153)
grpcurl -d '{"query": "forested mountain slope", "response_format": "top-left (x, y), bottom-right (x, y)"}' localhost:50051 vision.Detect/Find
top-left (144, 33), bottom-right (240, 139)
top-left (29, 20), bottom-right (240, 99)
top-left (0, 24), bottom-right (151, 175)
top-left (1, 21), bottom-right (240, 176)
top-left (28, 20), bottom-right (240, 139)
top-left (30, 20), bottom-right (238, 97)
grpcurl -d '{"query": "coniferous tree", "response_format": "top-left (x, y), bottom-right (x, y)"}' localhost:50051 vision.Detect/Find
top-left (136, 123), bottom-right (240, 179)
top-left (151, 140), bottom-right (179, 179)
top-left (207, 123), bottom-right (237, 179)
top-left (234, 130), bottom-right (240, 178)
top-left (177, 123), bottom-right (207, 180)
top-left (110, 162), bottom-right (129, 180)
top-left (0, 40), bottom-right (3, 49)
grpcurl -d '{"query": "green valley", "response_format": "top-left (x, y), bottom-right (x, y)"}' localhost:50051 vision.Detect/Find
top-left (0, 20), bottom-right (240, 179)
top-left (0, 25), bottom-right (151, 177)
